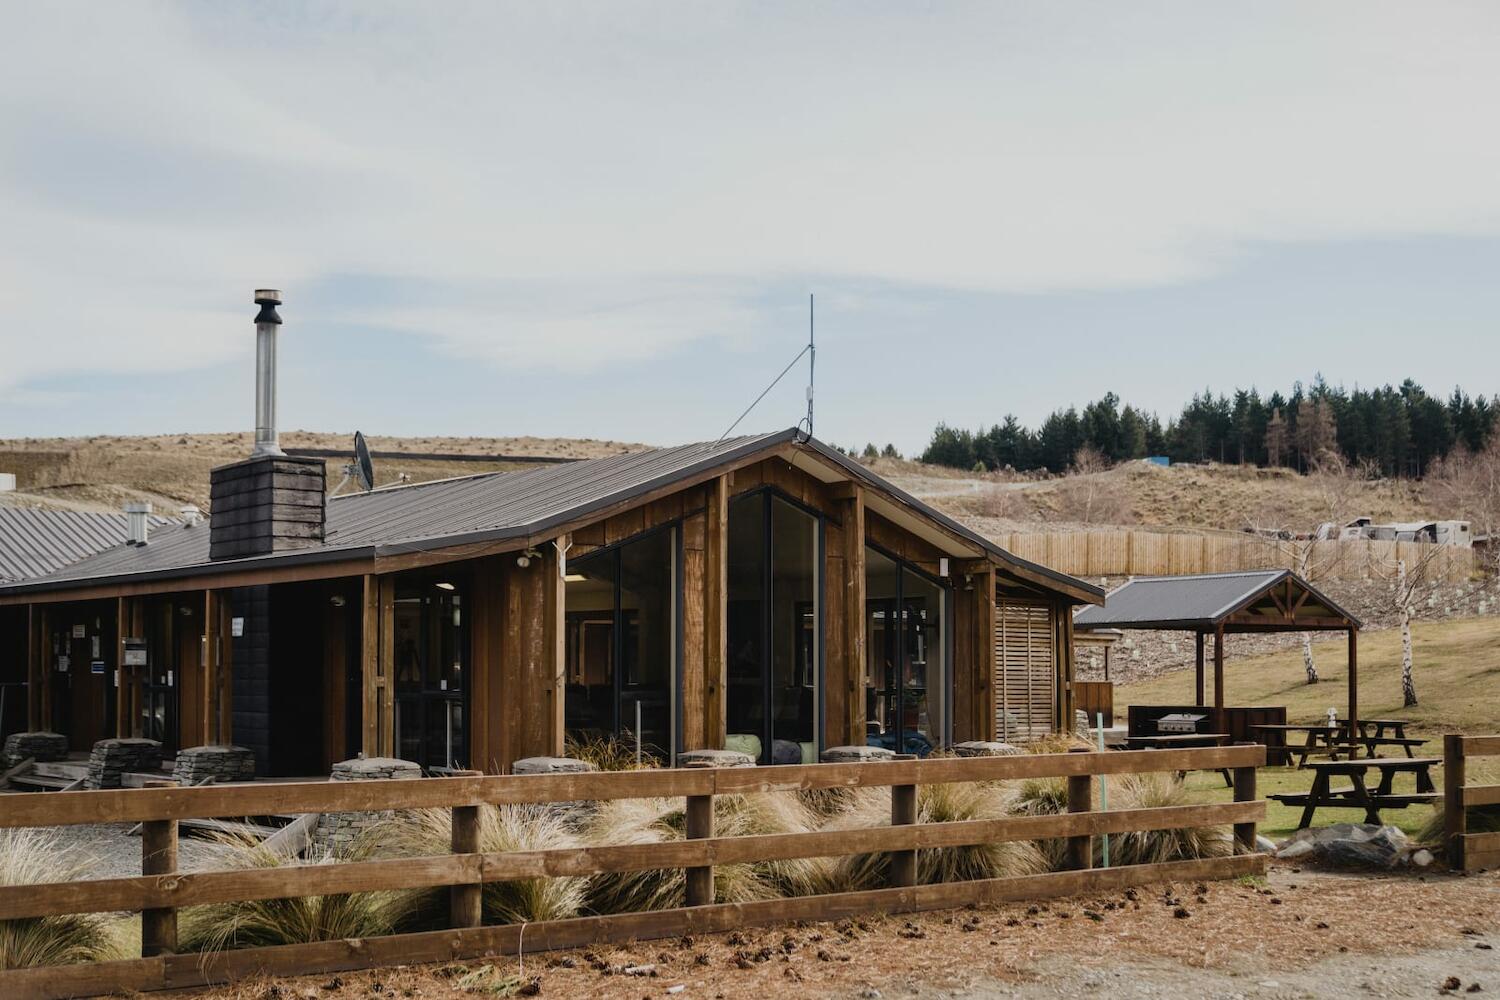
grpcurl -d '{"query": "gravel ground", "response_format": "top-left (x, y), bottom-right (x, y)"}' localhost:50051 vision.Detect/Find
top-left (40, 822), bottom-right (223, 881)
top-left (182, 865), bottom-right (1499, 1000)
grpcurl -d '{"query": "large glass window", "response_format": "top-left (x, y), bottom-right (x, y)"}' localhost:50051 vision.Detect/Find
top-left (727, 491), bottom-right (821, 764)
top-left (564, 527), bottom-right (677, 760)
top-left (394, 578), bottom-right (467, 770)
top-left (865, 547), bottom-right (947, 756)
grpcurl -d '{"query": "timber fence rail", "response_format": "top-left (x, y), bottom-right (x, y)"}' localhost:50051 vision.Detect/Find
top-left (0, 745), bottom-right (1266, 1000)
top-left (1445, 734), bottom-right (1500, 872)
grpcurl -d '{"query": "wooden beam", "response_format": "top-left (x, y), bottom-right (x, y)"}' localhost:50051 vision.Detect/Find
top-left (841, 486), bottom-right (866, 747)
top-left (545, 539), bottom-right (566, 758)
top-left (217, 592), bottom-right (233, 747)
top-left (378, 576), bottom-right (395, 758)
top-left (703, 475), bottom-right (728, 749)
top-left (1194, 631), bottom-right (1205, 708)
top-left (26, 604), bottom-right (40, 731)
top-left (1346, 627), bottom-right (1358, 737)
top-left (360, 575), bottom-right (380, 758)
top-left (977, 566), bottom-right (996, 742)
top-left (1213, 625), bottom-right (1225, 734)
top-left (115, 598), bottom-right (130, 738)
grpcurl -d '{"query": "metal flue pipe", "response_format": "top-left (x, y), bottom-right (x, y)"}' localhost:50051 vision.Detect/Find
top-left (252, 289), bottom-right (285, 458)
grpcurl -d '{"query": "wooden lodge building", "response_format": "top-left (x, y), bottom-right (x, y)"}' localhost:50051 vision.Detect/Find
top-left (0, 430), bottom-right (1102, 776)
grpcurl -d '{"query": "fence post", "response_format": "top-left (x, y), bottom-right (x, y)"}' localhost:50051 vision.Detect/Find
top-left (684, 760), bottom-right (714, 906)
top-left (1444, 734), bottom-right (1466, 871)
top-left (1232, 742), bottom-right (1258, 853)
top-left (449, 769), bottom-right (483, 929)
top-left (141, 779), bottom-right (179, 957)
top-left (1066, 747), bottom-right (1093, 871)
top-left (889, 753), bottom-right (918, 888)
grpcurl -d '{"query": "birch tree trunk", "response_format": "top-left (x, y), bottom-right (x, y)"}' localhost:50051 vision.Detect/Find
top-left (1302, 634), bottom-right (1319, 684)
top-left (1399, 559), bottom-right (1419, 707)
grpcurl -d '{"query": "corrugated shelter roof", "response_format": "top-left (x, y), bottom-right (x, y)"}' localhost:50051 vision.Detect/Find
top-left (0, 430), bottom-right (1102, 602)
top-left (0, 508), bottom-right (177, 583)
top-left (1073, 570), bottom-right (1360, 631)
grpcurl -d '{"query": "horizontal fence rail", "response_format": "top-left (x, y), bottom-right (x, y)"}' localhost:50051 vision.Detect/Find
top-left (1446, 734), bottom-right (1500, 872)
top-left (0, 746), bottom-right (1267, 1000)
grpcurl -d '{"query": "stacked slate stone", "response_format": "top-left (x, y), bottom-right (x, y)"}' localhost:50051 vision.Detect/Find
top-left (676, 748), bottom-right (755, 768)
top-left (3, 731), bottom-right (70, 768)
top-left (313, 757), bottom-right (423, 856)
top-left (820, 745), bottom-right (896, 763)
top-left (952, 740), bottom-right (1023, 757)
top-left (512, 755), bottom-right (600, 824)
top-left (86, 738), bottom-right (164, 789)
top-left (173, 745), bottom-right (258, 784)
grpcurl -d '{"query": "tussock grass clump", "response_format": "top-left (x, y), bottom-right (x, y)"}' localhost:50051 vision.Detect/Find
top-left (1107, 772), bottom-right (1233, 866)
top-left (564, 733), bottom-right (660, 772)
top-left (817, 783), bottom-right (1049, 891)
top-left (1009, 777), bottom-right (1071, 869)
top-left (583, 793), bottom-right (825, 912)
top-left (0, 830), bottom-right (123, 970)
top-left (379, 805), bottom-right (586, 925)
top-left (179, 833), bottom-right (413, 953)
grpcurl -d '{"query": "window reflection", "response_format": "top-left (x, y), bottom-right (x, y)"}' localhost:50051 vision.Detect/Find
top-left (865, 547), bottom-right (946, 756)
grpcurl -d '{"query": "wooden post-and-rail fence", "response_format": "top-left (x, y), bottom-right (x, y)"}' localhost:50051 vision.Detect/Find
top-left (0, 746), bottom-right (1267, 1000)
top-left (1444, 734), bottom-right (1500, 872)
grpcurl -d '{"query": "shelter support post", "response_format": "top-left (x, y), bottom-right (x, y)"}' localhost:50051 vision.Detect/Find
top-left (140, 779), bottom-right (179, 956)
top-left (1346, 627), bottom-right (1358, 737)
top-left (839, 486), bottom-right (866, 747)
top-left (704, 475), bottom-right (729, 748)
top-left (1212, 626), bottom-right (1225, 735)
top-left (1194, 631), bottom-right (1205, 708)
top-left (26, 605), bottom-right (41, 731)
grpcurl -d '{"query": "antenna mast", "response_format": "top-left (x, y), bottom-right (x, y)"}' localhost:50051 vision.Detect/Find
top-left (803, 293), bottom-right (815, 441)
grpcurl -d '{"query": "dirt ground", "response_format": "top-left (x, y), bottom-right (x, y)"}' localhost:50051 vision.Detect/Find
top-left (183, 866), bottom-right (1500, 1000)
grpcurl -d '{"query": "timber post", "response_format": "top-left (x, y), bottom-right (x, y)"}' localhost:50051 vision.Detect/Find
top-left (1232, 742), bottom-right (1258, 853)
top-left (889, 753), bottom-right (919, 888)
top-left (684, 760), bottom-right (714, 906)
top-left (1066, 747), bottom-right (1093, 871)
top-left (1444, 734), bottom-right (1465, 871)
top-left (140, 779), bottom-right (179, 957)
top-left (449, 770), bottom-right (483, 928)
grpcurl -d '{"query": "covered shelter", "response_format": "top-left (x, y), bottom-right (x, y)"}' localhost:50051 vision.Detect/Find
top-left (1073, 570), bottom-right (1363, 734)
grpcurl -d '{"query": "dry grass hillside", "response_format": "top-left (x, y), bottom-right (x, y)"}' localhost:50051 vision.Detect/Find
top-left (0, 432), bottom-right (646, 512)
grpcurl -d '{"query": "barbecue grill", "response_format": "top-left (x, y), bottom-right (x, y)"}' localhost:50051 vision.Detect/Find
top-left (1156, 712), bottom-right (1208, 735)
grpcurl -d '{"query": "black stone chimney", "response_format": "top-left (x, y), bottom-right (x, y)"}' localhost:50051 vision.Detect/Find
top-left (209, 290), bottom-right (327, 561)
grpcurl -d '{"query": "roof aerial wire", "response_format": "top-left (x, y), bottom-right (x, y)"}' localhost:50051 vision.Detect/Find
top-left (715, 294), bottom-right (817, 448)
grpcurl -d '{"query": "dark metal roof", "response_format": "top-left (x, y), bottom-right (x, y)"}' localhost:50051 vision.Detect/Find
top-left (1073, 570), bottom-right (1360, 631)
top-left (0, 430), bottom-right (1101, 602)
top-left (0, 508), bottom-right (176, 583)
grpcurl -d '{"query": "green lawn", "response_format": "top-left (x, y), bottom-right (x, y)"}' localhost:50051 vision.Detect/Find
top-left (1118, 615), bottom-right (1500, 843)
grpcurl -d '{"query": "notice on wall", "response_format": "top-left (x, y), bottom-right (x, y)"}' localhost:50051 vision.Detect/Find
top-left (71, 624), bottom-right (86, 638)
top-left (56, 655), bottom-right (70, 671)
top-left (231, 617), bottom-right (245, 637)
top-left (123, 639), bottom-right (147, 667)
top-left (91, 660), bottom-right (105, 675)
top-left (91, 635), bottom-right (102, 658)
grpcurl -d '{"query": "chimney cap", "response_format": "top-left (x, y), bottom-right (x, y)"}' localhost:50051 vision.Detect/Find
top-left (123, 502), bottom-right (153, 514)
top-left (254, 289), bottom-right (282, 326)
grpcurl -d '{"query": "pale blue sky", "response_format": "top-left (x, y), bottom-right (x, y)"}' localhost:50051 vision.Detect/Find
top-left (3, 3), bottom-right (1498, 455)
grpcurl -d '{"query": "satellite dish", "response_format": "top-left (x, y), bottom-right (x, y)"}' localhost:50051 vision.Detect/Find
top-left (353, 431), bottom-right (375, 492)
top-left (331, 431), bottom-right (378, 497)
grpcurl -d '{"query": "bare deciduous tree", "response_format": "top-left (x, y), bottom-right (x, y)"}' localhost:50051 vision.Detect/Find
top-left (1426, 441), bottom-right (1500, 573)
top-left (1052, 446), bottom-right (1132, 525)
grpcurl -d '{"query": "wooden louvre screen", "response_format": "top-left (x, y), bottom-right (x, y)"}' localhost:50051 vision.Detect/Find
top-left (995, 599), bottom-right (1056, 740)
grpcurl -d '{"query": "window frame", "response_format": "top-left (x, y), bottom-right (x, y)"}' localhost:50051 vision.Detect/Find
top-left (864, 541), bottom-right (954, 754)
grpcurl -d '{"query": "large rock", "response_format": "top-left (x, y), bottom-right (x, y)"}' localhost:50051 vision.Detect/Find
top-left (821, 745), bottom-right (896, 764)
top-left (3, 731), bottom-right (69, 767)
top-left (1274, 823), bottom-right (1413, 868)
top-left (86, 738), bottom-right (163, 789)
top-left (677, 749), bottom-right (755, 769)
top-left (173, 745), bottom-right (257, 784)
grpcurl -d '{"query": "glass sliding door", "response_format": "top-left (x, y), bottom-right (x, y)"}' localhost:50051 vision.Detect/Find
top-left (865, 546), bottom-right (947, 756)
top-left (726, 491), bottom-right (822, 765)
top-left (564, 526), bottom-right (677, 761)
top-left (393, 578), bottom-right (468, 770)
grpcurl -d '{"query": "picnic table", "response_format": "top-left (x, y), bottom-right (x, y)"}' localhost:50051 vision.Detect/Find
top-left (1269, 757), bottom-right (1441, 829)
top-left (1250, 724), bottom-right (1351, 767)
top-left (1335, 718), bottom-right (1427, 759)
top-left (1121, 733), bottom-right (1233, 787)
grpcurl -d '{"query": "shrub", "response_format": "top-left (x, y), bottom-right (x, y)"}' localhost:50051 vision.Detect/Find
top-left (818, 783), bottom-right (1049, 891)
top-left (1009, 777), bottom-right (1071, 869)
top-left (378, 805), bottom-right (586, 925)
top-left (179, 833), bottom-right (413, 953)
top-left (582, 793), bottom-right (825, 912)
top-left (564, 733), bottom-right (660, 772)
top-left (0, 830), bottom-right (123, 970)
top-left (1106, 772), bottom-right (1233, 866)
